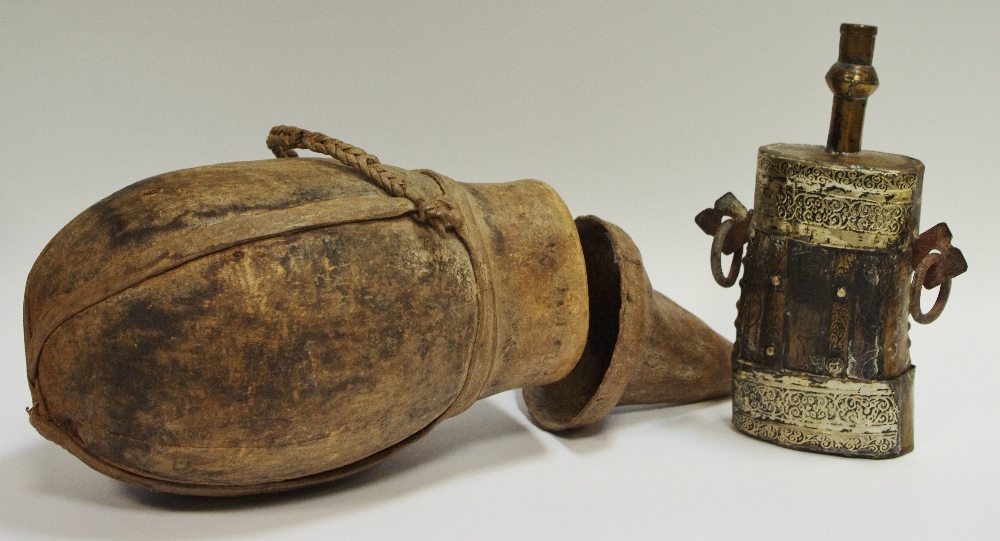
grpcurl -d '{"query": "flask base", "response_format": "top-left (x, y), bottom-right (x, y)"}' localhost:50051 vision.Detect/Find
top-left (731, 360), bottom-right (914, 458)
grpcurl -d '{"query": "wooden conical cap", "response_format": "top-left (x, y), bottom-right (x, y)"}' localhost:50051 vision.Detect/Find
top-left (523, 215), bottom-right (732, 431)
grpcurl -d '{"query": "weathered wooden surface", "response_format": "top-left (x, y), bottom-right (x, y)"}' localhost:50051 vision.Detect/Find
top-left (26, 127), bottom-right (736, 495)
top-left (523, 216), bottom-right (732, 431)
top-left (25, 156), bottom-right (589, 495)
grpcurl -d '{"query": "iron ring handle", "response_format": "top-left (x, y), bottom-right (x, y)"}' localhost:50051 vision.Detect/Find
top-left (710, 219), bottom-right (743, 288)
top-left (910, 252), bottom-right (951, 324)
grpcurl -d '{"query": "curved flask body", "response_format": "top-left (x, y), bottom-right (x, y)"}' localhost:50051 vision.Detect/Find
top-left (24, 157), bottom-right (589, 495)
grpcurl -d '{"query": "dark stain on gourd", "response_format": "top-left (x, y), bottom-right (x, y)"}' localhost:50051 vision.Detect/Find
top-left (39, 215), bottom-right (475, 476)
top-left (91, 177), bottom-right (337, 250)
top-left (26, 157), bottom-right (594, 494)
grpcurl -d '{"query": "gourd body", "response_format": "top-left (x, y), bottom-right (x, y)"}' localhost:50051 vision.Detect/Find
top-left (25, 157), bottom-right (588, 495)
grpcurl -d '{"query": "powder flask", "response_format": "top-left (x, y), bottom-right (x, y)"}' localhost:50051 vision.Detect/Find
top-left (697, 24), bottom-right (967, 458)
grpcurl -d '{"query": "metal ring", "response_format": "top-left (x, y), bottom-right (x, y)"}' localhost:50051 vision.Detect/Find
top-left (710, 219), bottom-right (743, 288)
top-left (910, 252), bottom-right (952, 324)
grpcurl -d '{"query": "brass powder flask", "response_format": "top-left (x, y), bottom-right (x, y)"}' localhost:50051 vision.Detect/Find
top-left (697, 24), bottom-right (967, 458)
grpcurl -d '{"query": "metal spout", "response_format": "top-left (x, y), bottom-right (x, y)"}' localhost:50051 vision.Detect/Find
top-left (825, 23), bottom-right (879, 153)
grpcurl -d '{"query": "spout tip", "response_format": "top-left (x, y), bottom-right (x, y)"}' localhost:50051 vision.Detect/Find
top-left (825, 22), bottom-right (879, 154)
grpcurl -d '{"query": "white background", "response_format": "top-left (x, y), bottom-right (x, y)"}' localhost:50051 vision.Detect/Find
top-left (2, 1), bottom-right (997, 539)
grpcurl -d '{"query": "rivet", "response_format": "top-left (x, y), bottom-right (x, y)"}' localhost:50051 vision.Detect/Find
top-left (771, 275), bottom-right (781, 286)
top-left (837, 287), bottom-right (847, 298)
top-left (766, 345), bottom-right (775, 356)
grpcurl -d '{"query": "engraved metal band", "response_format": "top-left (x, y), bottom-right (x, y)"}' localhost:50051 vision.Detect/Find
top-left (753, 152), bottom-right (917, 250)
top-left (732, 360), bottom-right (914, 458)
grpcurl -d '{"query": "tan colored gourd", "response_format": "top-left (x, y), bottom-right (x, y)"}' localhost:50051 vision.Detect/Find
top-left (24, 127), bottom-right (730, 496)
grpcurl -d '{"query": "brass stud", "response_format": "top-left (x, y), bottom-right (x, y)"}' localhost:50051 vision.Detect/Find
top-left (766, 345), bottom-right (775, 356)
top-left (837, 287), bottom-right (847, 298)
top-left (771, 275), bottom-right (781, 286)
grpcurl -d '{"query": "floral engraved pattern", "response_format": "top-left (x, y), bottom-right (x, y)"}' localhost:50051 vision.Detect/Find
top-left (840, 396), bottom-right (898, 425)
top-left (770, 185), bottom-right (910, 236)
top-left (733, 377), bottom-right (899, 427)
top-left (834, 252), bottom-right (856, 276)
top-left (828, 302), bottom-right (850, 353)
top-left (733, 413), bottom-right (897, 454)
top-left (757, 155), bottom-right (918, 191)
top-left (732, 363), bottom-right (905, 457)
top-left (752, 152), bottom-right (918, 250)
